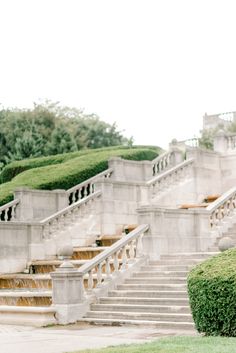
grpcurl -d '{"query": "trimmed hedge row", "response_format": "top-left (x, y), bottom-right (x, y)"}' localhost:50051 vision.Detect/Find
top-left (0, 148), bottom-right (159, 206)
top-left (0, 146), bottom-right (152, 184)
top-left (188, 248), bottom-right (236, 336)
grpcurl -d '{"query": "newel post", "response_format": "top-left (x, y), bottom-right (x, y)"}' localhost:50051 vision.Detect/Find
top-left (50, 261), bottom-right (88, 324)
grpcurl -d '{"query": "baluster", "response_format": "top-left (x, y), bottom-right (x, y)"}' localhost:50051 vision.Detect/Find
top-left (0, 210), bottom-right (2, 221)
top-left (87, 270), bottom-right (94, 291)
top-left (77, 188), bottom-right (82, 200)
top-left (3, 208), bottom-right (9, 221)
top-left (228, 197), bottom-right (235, 216)
top-left (105, 257), bottom-right (111, 280)
top-left (96, 262), bottom-right (103, 287)
top-left (11, 205), bottom-right (16, 220)
top-left (128, 240), bottom-right (135, 263)
top-left (113, 251), bottom-right (119, 273)
top-left (136, 234), bottom-right (144, 257)
top-left (121, 246), bottom-right (128, 270)
top-left (43, 223), bottom-right (50, 240)
top-left (71, 191), bottom-right (76, 204)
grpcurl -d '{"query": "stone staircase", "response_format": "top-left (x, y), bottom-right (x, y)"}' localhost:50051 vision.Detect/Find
top-left (0, 236), bottom-right (120, 326)
top-left (81, 251), bottom-right (218, 331)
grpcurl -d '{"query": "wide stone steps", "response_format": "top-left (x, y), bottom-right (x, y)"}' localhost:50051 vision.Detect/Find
top-left (91, 303), bottom-right (191, 314)
top-left (85, 310), bottom-right (193, 322)
top-left (83, 251), bottom-right (218, 329)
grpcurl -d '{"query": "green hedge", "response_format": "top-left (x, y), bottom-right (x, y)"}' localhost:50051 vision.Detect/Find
top-left (188, 248), bottom-right (236, 336)
top-left (0, 146), bottom-right (152, 184)
top-left (0, 148), bottom-right (159, 206)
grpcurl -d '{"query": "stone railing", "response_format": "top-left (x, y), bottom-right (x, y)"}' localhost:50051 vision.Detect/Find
top-left (51, 224), bottom-right (149, 324)
top-left (77, 224), bottom-right (148, 292)
top-left (152, 151), bottom-right (174, 176)
top-left (147, 158), bottom-right (194, 196)
top-left (206, 187), bottom-right (236, 228)
top-left (67, 168), bottom-right (113, 205)
top-left (227, 134), bottom-right (236, 151)
top-left (40, 191), bottom-right (101, 240)
top-left (0, 199), bottom-right (20, 222)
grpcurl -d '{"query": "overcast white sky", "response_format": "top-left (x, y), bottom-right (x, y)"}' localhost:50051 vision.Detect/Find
top-left (1, 0), bottom-right (236, 148)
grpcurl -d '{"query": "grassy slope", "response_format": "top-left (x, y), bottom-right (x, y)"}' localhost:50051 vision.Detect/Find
top-left (0, 147), bottom-right (159, 206)
top-left (71, 336), bottom-right (236, 353)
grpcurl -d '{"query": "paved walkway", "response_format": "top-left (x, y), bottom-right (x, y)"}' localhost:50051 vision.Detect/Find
top-left (0, 323), bottom-right (197, 353)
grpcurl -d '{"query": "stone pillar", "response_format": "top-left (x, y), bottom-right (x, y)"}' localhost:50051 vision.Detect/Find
top-left (51, 262), bottom-right (88, 324)
top-left (96, 180), bottom-right (116, 235)
top-left (108, 157), bottom-right (125, 181)
top-left (14, 188), bottom-right (68, 221)
top-left (213, 130), bottom-right (228, 153)
top-left (170, 147), bottom-right (184, 166)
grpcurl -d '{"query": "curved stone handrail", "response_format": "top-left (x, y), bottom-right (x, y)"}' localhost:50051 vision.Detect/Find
top-left (0, 199), bottom-right (20, 222)
top-left (78, 224), bottom-right (149, 291)
top-left (67, 168), bottom-right (113, 205)
top-left (206, 187), bottom-right (236, 228)
top-left (40, 191), bottom-right (102, 240)
top-left (147, 158), bottom-right (194, 195)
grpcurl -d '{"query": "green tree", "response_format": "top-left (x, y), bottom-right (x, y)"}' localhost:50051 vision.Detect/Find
top-left (47, 124), bottom-right (78, 155)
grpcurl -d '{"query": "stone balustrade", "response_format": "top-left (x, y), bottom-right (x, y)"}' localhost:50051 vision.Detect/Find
top-left (152, 151), bottom-right (173, 176)
top-left (40, 191), bottom-right (102, 240)
top-left (67, 168), bottom-right (113, 205)
top-left (206, 187), bottom-right (236, 228)
top-left (227, 134), bottom-right (236, 151)
top-left (0, 199), bottom-right (20, 222)
top-left (51, 224), bottom-right (148, 323)
top-left (78, 223), bottom-right (148, 292)
top-left (147, 158), bottom-right (194, 197)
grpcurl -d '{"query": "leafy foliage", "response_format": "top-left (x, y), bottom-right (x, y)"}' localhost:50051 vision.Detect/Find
top-left (0, 101), bottom-right (130, 166)
top-left (0, 147), bottom-right (159, 206)
top-left (188, 248), bottom-right (236, 336)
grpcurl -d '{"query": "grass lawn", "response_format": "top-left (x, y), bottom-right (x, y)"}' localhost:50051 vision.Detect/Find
top-left (70, 336), bottom-right (236, 353)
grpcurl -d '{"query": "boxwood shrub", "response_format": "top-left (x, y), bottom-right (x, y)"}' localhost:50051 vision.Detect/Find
top-left (188, 248), bottom-right (236, 336)
top-left (0, 147), bottom-right (159, 206)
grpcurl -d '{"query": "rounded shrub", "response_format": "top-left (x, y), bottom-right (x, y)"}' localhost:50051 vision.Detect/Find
top-left (188, 248), bottom-right (236, 336)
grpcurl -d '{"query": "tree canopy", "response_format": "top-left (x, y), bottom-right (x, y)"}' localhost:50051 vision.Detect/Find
top-left (0, 101), bottom-right (131, 168)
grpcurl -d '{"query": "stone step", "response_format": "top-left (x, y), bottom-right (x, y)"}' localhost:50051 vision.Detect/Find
top-left (99, 235), bottom-right (122, 247)
top-left (160, 252), bottom-right (219, 260)
top-left (85, 310), bottom-right (193, 322)
top-left (149, 259), bottom-right (204, 265)
top-left (99, 297), bottom-right (189, 306)
top-left (141, 265), bottom-right (193, 271)
top-left (0, 290), bottom-right (52, 306)
top-left (29, 260), bottom-right (87, 274)
top-left (0, 274), bottom-right (51, 290)
top-left (133, 271), bottom-right (188, 277)
top-left (117, 284), bottom-right (187, 291)
top-left (81, 318), bottom-right (195, 330)
top-left (91, 303), bottom-right (190, 314)
top-left (0, 306), bottom-right (56, 326)
top-left (125, 277), bottom-right (187, 284)
top-left (108, 290), bottom-right (188, 298)
top-left (72, 246), bottom-right (108, 260)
